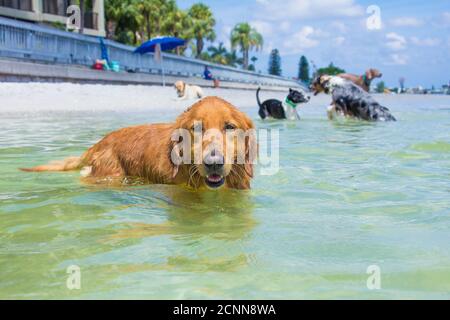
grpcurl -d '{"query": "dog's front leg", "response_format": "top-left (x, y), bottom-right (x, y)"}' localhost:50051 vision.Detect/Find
top-left (174, 95), bottom-right (188, 101)
top-left (327, 104), bottom-right (337, 120)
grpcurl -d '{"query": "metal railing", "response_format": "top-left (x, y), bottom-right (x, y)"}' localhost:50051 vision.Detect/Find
top-left (0, 16), bottom-right (301, 87)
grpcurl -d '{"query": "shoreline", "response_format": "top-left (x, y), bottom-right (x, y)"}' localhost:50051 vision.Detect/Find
top-left (0, 82), bottom-right (289, 113)
top-left (1, 82), bottom-right (449, 114)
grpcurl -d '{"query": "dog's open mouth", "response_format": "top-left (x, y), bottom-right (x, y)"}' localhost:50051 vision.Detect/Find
top-left (205, 174), bottom-right (225, 189)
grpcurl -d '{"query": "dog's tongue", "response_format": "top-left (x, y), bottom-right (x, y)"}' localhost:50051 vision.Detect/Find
top-left (207, 174), bottom-right (222, 182)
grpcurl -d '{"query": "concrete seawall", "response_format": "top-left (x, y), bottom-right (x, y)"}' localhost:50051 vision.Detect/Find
top-left (0, 58), bottom-right (300, 92)
top-left (0, 17), bottom-right (303, 91)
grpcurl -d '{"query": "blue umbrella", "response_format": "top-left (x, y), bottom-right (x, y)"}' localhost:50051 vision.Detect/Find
top-left (134, 36), bottom-right (186, 86)
top-left (134, 36), bottom-right (185, 54)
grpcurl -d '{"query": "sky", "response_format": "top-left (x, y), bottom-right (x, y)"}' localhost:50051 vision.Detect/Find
top-left (178, 0), bottom-right (450, 88)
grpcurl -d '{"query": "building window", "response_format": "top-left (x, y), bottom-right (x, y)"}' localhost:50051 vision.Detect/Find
top-left (42, 0), bottom-right (71, 16)
top-left (84, 11), bottom-right (98, 30)
top-left (0, 0), bottom-right (33, 11)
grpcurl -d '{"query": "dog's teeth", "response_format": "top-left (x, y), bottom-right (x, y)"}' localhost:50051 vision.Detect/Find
top-left (207, 175), bottom-right (223, 182)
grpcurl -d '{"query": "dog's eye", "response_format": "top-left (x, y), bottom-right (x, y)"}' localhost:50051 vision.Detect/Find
top-left (225, 123), bottom-right (236, 130)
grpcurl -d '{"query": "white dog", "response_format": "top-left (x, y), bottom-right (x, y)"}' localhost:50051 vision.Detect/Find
top-left (174, 81), bottom-right (204, 101)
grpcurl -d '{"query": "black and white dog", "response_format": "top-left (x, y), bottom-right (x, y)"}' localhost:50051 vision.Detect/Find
top-left (257, 87), bottom-right (310, 120)
top-left (311, 75), bottom-right (396, 122)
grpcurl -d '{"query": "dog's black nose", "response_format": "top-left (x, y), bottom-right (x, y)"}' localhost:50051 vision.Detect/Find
top-left (204, 150), bottom-right (224, 171)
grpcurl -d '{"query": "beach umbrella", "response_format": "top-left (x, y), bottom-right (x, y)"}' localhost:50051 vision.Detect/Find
top-left (134, 36), bottom-right (186, 87)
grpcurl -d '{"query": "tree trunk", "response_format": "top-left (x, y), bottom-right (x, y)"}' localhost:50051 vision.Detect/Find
top-left (144, 11), bottom-right (151, 40)
top-left (106, 21), bottom-right (117, 39)
top-left (196, 37), bottom-right (204, 58)
top-left (175, 32), bottom-right (181, 55)
top-left (243, 49), bottom-right (249, 70)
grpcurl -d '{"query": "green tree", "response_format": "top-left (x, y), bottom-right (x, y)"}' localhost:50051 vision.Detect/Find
top-left (105, 0), bottom-right (193, 48)
top-left (162, 7), bottom-right (193, 55)
top-left (230, 23), bottom-right (263, 70)
top-left (136, 0), bottom-right (178, 40)
top-left (248, 56), bottom-right (258, 71)
top-left (316, 62), bottom-right (345, 76)
top-left (298, 55), bottom-right (310, 83)
top-left (188, 3), bottom-right (216, 58)
top-left (376, 81), bottom-right (386, 93)
top-left (208, 42), bottom-right (228, 65)
top-left (105, 0), bottom-right (141, 44)
top-left (268, 49), bottom-right (282, 76)
top-left (225, 49), bottom-right (243, 68)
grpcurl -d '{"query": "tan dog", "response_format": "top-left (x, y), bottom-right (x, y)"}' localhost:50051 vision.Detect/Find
top-left (338, 68), bottom-right (382, 92)
top-left (21, 97), bottom-right (256, 190)
top-left (174, 80), bottom-right (204, 100)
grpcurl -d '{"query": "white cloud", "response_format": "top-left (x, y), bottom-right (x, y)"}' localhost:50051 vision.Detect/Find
top-left (217, 25), bottom-right (233, 50)
top-left (385, 53), bottom-right (408, 65)
top-left (385, 33), bottom-right (407, 51)
top-left (331, 21), bottom-right (348, 33)
top-left (443, 12), bottom-right (450, 26)
top-left (256, 0), bottom-right (364, 20)
top-left (250, 20), bottom-right (274, 37)
top-left (410, 37), bottom-right (441, 47)
top-left (284, 26), bottom-right (321, 53)
top-left (390, 17), bottom-right (424, 27)
top-left (280, 21), bottom-right (291, 32)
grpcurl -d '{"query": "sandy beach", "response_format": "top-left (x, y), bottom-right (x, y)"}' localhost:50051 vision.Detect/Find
top-left (2, 82), bottom-right (449, 116)
top-left (0, 82), bottom-right (290, 113)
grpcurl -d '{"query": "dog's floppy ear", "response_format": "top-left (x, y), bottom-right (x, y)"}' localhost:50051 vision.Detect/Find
top-left (320, 75), bottom-right (332, 94)
top-left (169, 110), bottom-right (192, 179)
top-left (366, 69), bottom-right (374, 80)
top-left (168, 129), bottom-right (183, 179)
top-left (242, 115), bottom-right (257, 179)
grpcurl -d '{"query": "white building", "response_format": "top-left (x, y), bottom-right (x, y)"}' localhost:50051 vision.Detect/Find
top-left (0, 0), bottom-right (105, 37)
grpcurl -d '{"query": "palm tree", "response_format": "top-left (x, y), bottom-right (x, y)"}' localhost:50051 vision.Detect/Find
top-left (105, 0), bottom-right (141, 44)
top-left (136, 0), bottom-right (177, 40)
top-left (230, 23), bottom-right (263, 70)
top-left (208, 42), bottom-right (228, 65)
top-left (225, 49), bottom-right (243, 68)
top-left (188, 3), bottom-right (216, 58)
top-left (105, 0), bottom-right (130, 39)
top-left (162, 8), bottom-right (193, 55)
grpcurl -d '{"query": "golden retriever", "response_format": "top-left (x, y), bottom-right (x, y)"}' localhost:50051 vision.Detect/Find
top-left (174, 80), bottom-right (204, 100)
top-left (21, 97), bottom-right (256, 190)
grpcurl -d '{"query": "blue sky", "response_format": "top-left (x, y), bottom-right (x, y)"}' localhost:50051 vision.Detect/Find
top-left (178, 0), bottom-right (450, 88)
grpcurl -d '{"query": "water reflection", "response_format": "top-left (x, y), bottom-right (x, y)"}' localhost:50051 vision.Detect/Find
top-left (108, 185), bottom-right (257, 242)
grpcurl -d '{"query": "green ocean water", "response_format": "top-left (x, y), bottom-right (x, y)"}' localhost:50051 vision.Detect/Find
top-left (0, 95), bottom-right (449, 299)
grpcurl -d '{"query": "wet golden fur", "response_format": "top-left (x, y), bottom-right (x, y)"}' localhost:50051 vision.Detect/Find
top-left (21, 97), bottom-right (256, 190)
